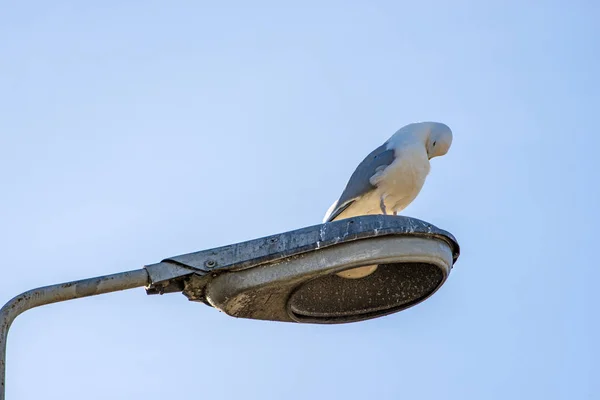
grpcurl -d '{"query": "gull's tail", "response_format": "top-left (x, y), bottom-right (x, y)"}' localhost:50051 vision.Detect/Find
top-left (322, 200), bottom-right (338, 223)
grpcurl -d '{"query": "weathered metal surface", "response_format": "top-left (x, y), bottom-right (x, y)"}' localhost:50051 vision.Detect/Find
top-left (144, 215), bottom-right (459, 321)
top-left (201, 235), bottom-right (455, 324)
top-left (144, 215), bottom-right (459, 296)
top-left (165, 215), bottom-right (458, 271)
top-left (0, 269), bottom-right (149, 400)
top-left (144, 263), bottom-right (197, 295)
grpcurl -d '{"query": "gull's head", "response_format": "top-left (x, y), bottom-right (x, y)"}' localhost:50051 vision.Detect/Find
top-left (423, 122), bottom-right (453, 159)
top-left (391, 122), bottom-right (453, 159)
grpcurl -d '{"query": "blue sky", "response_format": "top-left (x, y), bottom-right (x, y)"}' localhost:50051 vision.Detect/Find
top-left (1, 1), bottom-right (598, 399)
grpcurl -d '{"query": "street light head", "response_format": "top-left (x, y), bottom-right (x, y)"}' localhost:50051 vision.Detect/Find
top-left (203, 236), bottom-right (451, 324)
top-left (145, 215), bottom-right (459, 324)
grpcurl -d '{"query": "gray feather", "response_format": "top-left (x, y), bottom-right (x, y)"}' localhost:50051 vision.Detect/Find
top-left (326, 142), bottom-right (395, 222)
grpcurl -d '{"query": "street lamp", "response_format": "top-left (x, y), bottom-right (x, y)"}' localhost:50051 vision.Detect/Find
top-left (0, 215), bottom-right (459, 398)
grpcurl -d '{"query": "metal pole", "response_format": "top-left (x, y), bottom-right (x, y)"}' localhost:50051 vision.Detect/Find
top-left (0, 268), bottom-right (149, 400)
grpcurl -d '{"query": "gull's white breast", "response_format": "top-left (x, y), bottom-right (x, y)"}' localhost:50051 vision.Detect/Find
top-left (376, 145), bottom-right (430, 213)
top-left (328, 145), bottom-right (431, 221)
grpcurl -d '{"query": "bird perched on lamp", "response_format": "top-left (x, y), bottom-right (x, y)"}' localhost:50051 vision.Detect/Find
top-left (324, 121), bottom-right (453, 279)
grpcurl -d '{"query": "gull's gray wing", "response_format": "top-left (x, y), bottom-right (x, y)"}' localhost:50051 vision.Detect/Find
top-left (326, 142), bottom-right (395, 222)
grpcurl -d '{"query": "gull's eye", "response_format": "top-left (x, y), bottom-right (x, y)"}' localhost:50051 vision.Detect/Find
top-left (433, 141), bottom-right (437, 147)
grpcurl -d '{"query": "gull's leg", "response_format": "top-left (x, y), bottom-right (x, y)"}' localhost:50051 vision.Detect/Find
top-left (379, 196), bottom-right (387, 215)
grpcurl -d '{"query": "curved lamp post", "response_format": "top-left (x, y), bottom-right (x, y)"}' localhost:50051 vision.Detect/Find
top-left (0, 215), bottom-right (459, 398)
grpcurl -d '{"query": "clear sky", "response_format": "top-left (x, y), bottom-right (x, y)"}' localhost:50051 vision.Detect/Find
top-left (1, 1), bottom-right (598, 399)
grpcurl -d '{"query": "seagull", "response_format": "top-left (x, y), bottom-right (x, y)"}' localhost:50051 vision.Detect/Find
top-left (323, 121), bottom-right (453, 279)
